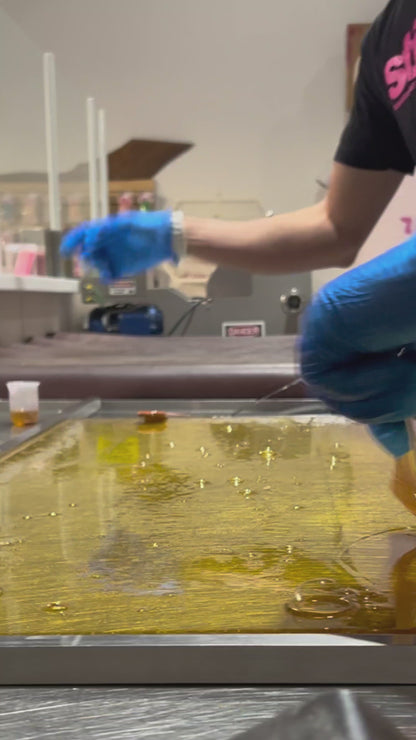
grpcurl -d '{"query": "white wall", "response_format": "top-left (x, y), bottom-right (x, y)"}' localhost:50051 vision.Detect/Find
top-left (0, 0), bottom-right (384, 291)
top-left (354, 175), bottom-right (416, 264)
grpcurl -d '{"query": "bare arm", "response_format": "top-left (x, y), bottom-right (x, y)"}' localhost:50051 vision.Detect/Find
top-left (184, 163), bottom-right (404, 273)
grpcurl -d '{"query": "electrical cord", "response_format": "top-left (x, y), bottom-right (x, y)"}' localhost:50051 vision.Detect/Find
top-left (168, 298), bottom-right (208, 336)
top-left (231, 378), bottom-right (307, 417)
top-left (180, 302), bottom-right (201, 336)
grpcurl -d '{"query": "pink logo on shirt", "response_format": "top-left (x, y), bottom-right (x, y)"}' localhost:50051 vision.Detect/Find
top-left (384, 19), bottom-right (416, 110)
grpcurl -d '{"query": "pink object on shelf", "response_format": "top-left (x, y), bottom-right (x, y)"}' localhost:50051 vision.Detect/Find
top-left (118, 192), bottom-right (134, 213)
top-left (36, 252), bottom-right (46, 276)
top-left (13, 244), bottom-right (44, 276)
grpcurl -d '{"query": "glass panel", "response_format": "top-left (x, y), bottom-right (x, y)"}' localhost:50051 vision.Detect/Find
top-left (0, 411), bottom-right (414, 636)
top-left (0, 12), bottom-right (49, 275)
top-left (0, 11), bottom-right (94, 277)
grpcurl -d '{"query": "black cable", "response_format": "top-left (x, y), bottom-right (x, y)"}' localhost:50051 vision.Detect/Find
top-left (168, 299), bottom-right (205, 336)
top-left (181, 303), bottom-right (200, 336)
top-left (167, 305), bottom-right (195, 336)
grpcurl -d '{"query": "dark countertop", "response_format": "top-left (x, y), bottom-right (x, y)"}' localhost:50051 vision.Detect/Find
top-left (0, 687), bottom-right (415, 739)
top-left (0, 333), bottom-right (298, 366)
top-left (0, 334), bottom-right (305, 399)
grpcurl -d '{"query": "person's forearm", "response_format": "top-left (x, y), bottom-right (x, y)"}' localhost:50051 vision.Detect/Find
top-left (184, 200), bottom-right (360, 274)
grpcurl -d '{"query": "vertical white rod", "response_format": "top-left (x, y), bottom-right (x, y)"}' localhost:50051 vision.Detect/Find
top-left (43, 52), bottom-right (61, 231)
top-left (86, 97), bottom-right (99, 220)
top-left (98, 108), bottom-right (109, 218)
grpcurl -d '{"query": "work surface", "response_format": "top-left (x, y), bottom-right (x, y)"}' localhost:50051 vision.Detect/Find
top-left (0, 333), bottom-right (303, 398)
top-left (0, 411), bottom-right (412, 638)
top-left (3, 401), bottom-right (416, 688)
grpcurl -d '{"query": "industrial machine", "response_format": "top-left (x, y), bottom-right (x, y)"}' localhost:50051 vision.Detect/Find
top-left (87, 303), bottom-right (164, 335)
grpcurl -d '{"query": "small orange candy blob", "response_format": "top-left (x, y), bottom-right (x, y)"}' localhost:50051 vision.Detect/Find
top-left (137, 410), bottom-right (168, 425)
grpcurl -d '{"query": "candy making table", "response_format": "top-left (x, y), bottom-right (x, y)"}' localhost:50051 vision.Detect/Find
top-left (1, 399), bottom-right (416, 686)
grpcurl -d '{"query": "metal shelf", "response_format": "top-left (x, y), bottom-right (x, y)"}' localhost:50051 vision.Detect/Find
top-left (0, 274), bottom-right (78, 293)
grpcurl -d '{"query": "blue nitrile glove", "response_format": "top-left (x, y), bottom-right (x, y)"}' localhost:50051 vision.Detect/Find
top-left (60, 211), bottom-right (184, 282)
top-left (300, 234), bottom-right (416, 458)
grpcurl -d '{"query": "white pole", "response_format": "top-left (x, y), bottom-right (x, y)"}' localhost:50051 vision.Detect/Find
top-left (86, 97), bottom-right (99, 220)
top-left (43, 52), bottom-right (61, 231)
top-left (98, 108), bottom-right (109, 218)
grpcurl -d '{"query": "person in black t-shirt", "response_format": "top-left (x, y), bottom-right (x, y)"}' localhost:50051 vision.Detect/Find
top-left (337, 0), bottom-right (416, 175)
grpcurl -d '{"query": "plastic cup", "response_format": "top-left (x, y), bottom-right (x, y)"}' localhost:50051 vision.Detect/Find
top-left (7, 381), bottom-right (40, 427)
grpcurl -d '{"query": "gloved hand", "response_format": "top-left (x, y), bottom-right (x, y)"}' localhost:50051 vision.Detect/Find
top-left (300, 234), bottom-right (416, 457)
top-left (60, 211), bottom-right (183, 282)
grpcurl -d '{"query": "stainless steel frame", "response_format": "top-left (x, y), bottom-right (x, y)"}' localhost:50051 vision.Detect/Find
top-left (1, 398), bottom-right (415, 686)
top-left (3, 634), bottom-right (416, 686)
top-left (0, 398), bottom-right (101, 455)
top-left (0, 397), bottom-right (325, 456)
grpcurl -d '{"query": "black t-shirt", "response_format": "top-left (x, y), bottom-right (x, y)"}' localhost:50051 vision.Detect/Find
top-left (336, 0), bottom-right (416, 174)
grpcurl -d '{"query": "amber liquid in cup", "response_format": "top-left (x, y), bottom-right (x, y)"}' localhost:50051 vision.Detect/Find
top-left (10, 409), bottom-right (39, 427)
top-left (7, 381), bottom-right (40, 428)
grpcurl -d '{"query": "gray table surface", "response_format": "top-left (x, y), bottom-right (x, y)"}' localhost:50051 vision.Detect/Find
top-left (0, 687), bottom-right (416, 739)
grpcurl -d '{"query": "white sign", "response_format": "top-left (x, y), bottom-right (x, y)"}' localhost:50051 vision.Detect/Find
top-left (109, 280), bottom-right (137, 297)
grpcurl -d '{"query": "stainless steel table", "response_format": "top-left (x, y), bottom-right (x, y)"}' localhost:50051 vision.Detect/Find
top-left (2, 402), bottom-right (416, 738)
top-left (0, 687), bottom-right (416, 739)
top-left (1, 399), bottom-right (416, 687)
